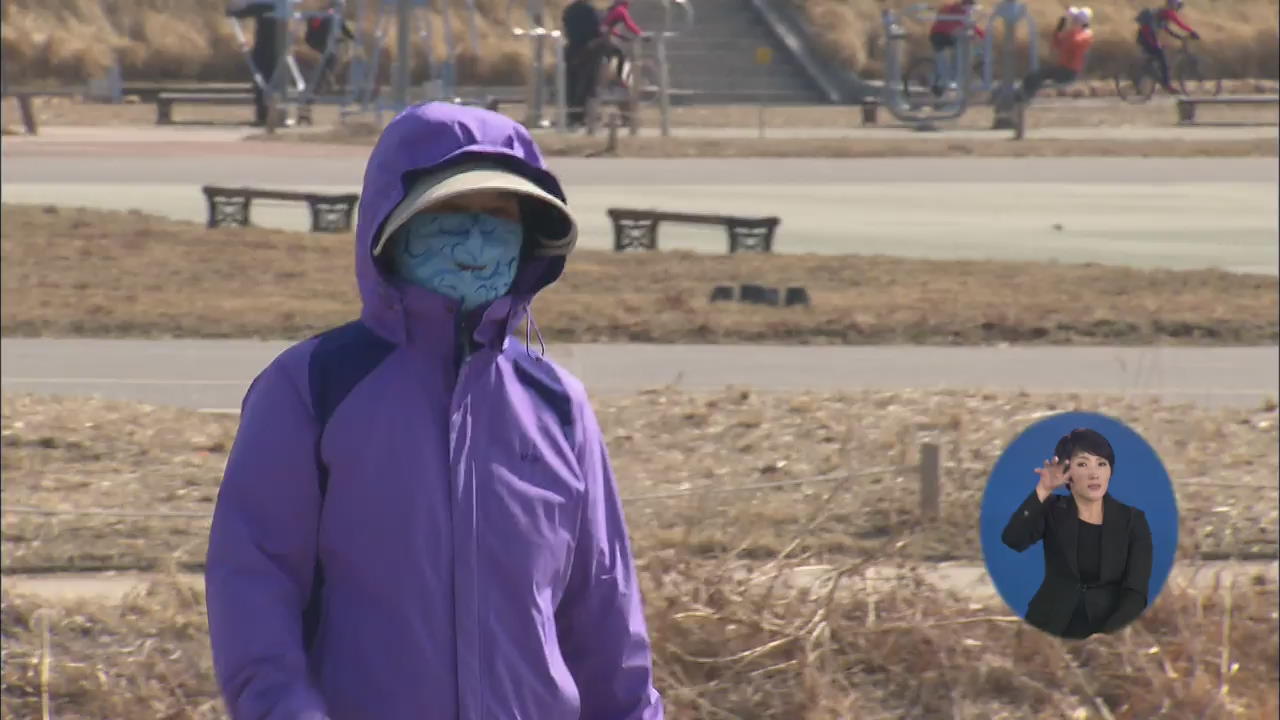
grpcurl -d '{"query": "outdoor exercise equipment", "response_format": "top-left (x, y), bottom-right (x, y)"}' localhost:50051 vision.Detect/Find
top-left (227, 0), bottom-right (365, 125)
top-left (296, 1), bottom-right (385, 113)
top-left (227, 0), bottom-right (307, 116)
top-left (374, 0), bottom-right (480, 109)
top-left (982, 0), bottom-right (1038, 131)
top-left (651, 0), bottom-right (694, 138)
top-left (879, 3), bottom-right (981, 130)
top-left (509, 1), bottom-right (565, 130)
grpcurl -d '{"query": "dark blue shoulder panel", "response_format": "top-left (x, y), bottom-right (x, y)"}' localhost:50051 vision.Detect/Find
top-left (302, 320), bottom-right (394, 652)
top-left (307, 320), bottom-right (396, 497)
top-left (509, 350), bottom-right (575, 440)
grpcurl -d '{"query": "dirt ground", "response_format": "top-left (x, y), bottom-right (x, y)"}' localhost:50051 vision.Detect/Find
top-left (4, 90), bottom-right (1279, 129)
top-left (2, 389), bottom-right (1277, 718)
top-left (273, 123), bottom-right (1280, 159)
top-left (3, 390), bottom-right (1275, 574)
top-left (3, 94), bottom-right (1277, 159)
top-left (2, 205), bottom-right (1276, 346)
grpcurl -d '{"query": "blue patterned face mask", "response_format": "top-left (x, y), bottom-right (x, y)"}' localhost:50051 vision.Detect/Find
top-left (388, 212), bottom-right (524, 311)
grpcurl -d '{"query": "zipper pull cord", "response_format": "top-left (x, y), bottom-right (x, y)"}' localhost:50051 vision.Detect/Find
top-left (528, 308), bottom-right (546, 360)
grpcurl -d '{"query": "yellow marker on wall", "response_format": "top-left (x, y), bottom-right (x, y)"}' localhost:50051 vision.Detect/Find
top-left (755, 48), bottom-right (773, 138)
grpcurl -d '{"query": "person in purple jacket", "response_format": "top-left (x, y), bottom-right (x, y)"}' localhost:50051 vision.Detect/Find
top-left (205, 101), bottom-right (664, 720)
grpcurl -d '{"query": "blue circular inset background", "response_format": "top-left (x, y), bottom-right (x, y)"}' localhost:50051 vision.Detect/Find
top-left (979, 411), bottom-right (1179, 623)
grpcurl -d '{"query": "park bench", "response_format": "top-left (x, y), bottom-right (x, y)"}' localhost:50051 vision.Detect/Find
top-left (1176, 95), bottom-right (1279, 125)
top-left (156, 92), bottom-right (256, 124)
top-left (201, 186), bottom-right (359, 233)
top-left (607, 208), bottom-right (780, 254)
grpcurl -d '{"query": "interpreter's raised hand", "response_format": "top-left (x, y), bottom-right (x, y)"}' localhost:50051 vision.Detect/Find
top-left (1034, 456), bottom-right (1070, 493)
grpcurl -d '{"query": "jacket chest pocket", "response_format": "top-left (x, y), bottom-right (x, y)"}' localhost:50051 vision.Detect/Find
top-left (478, 447), bottom-right (583, 602)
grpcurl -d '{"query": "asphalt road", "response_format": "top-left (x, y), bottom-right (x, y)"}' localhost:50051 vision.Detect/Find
top-left (2, 129), bottom-right (1277, 273)
top-left (2, 339), bottom-right (1275, 410)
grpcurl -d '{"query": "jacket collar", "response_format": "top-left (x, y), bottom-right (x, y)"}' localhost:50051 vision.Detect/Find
top-left (360, 279), bottom-right (529, 353)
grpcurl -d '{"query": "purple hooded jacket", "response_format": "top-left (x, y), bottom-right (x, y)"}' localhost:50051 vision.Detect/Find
top-left (205, 103), bottom-right (663, 720)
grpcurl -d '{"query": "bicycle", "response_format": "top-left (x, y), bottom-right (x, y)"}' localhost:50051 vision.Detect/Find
top-left (1114, 35), bottom-right (1221, 103)
top-left (584, 34), bottom-right (661, 136)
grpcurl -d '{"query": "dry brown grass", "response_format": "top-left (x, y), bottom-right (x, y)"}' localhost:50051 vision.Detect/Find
top-left (273, 121), bottom-right (1280, 158)
top-left (2, 0), bottom-right (1275, 88)
top-left (2, 389), bottom-right (1278, 717)
top-left (1, 0), bottom-right (543, 88)
top-left (803, 0), bottom-right (1280, 81)
top-left (3, 389), bottom-right (1276, 574)
top-left (3, 205), bottom-right (1277, 345)
top-left (2, 566), bottom-right (1278, 718)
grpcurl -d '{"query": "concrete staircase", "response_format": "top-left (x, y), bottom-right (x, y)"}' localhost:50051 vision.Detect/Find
top-left (625, 0), bottom-right (830, 104)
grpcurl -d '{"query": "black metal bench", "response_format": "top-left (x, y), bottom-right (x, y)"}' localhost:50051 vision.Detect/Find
top-left (201, 186), bottom-right (360, 233)
top-left (607, 208), bottom-right (780, 254)
top-left (156, 92), bottom-right (256, 124)
top-left (1176, 95), bottom-right (1279, 125)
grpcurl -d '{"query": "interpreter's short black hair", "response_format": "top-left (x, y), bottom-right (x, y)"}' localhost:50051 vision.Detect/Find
top-left (1053, 428), bottom-right (1116, 471)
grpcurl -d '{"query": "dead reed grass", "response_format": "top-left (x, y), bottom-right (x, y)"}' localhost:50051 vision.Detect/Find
top-left (2, 386), bottom-right (1276, 715)
top-left (3, 205), bottom-right (1277, 345)
top-left (1, 0), bottom-right (543, 88)
top-left (1, 538), bottom-right (1276, 717)
top-left (4, 389), bottom-right (1276, 574)
top-left (803, 0), bottom-right (1280, 81)
top-left (1, 0), bottom-right (1275, 88)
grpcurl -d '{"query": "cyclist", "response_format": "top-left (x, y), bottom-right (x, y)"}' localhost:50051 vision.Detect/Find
top-left (1016, 6), bottom-right (1094, 105)
top-left (928, 0), bottom-right (986, 96)
top-left (1136, 0), bottom-right (1201, 94)
top-left (600, 0), bottom-right (646, 89)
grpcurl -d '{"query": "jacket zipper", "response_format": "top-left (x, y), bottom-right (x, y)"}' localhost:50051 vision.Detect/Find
top-left (449, 309), bottom-right (483, 720)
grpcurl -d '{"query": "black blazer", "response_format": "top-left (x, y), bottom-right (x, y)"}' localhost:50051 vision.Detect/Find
top-left (1002, 490), bottom-right (1153, 638)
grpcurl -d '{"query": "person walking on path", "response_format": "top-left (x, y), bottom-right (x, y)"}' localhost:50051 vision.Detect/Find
top-left (227, 0), bottom-right (283, 126)
top-left (562, 0), bottom-right (606, 127)
top-left (205, 101), bottom-right (664, 720)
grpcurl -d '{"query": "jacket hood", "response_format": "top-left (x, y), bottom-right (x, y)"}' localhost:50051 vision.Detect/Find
top-left (354, 102), bottom-right (569, 343)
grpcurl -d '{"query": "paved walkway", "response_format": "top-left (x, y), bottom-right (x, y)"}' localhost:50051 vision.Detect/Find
top-left (2, 339), bottom-right (1276, 410)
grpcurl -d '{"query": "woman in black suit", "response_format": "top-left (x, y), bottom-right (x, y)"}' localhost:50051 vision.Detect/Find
top-left (1002, 428), bottom-right (1154, 639)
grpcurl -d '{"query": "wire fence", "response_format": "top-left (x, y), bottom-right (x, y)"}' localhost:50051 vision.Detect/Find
top-left (3, 465), bottom-right (1275, 521)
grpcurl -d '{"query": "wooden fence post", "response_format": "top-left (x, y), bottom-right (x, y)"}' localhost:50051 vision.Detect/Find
top-left (920, 441), bottom-right (941, 518)
top-left (18, 94), bottom-right (37, 135)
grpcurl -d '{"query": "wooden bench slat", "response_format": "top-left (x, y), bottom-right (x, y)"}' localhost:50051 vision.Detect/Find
top-left (1179, 96), bottom-right (1279, 105)
top-left (202, 186), bottom-right (357, 203)
top-left (608, 209), bottom-right (778, 226)
top-left (1176, 96), bottom-right (1279, 125)
top-left (158, 93), bottom-right (256, 102)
